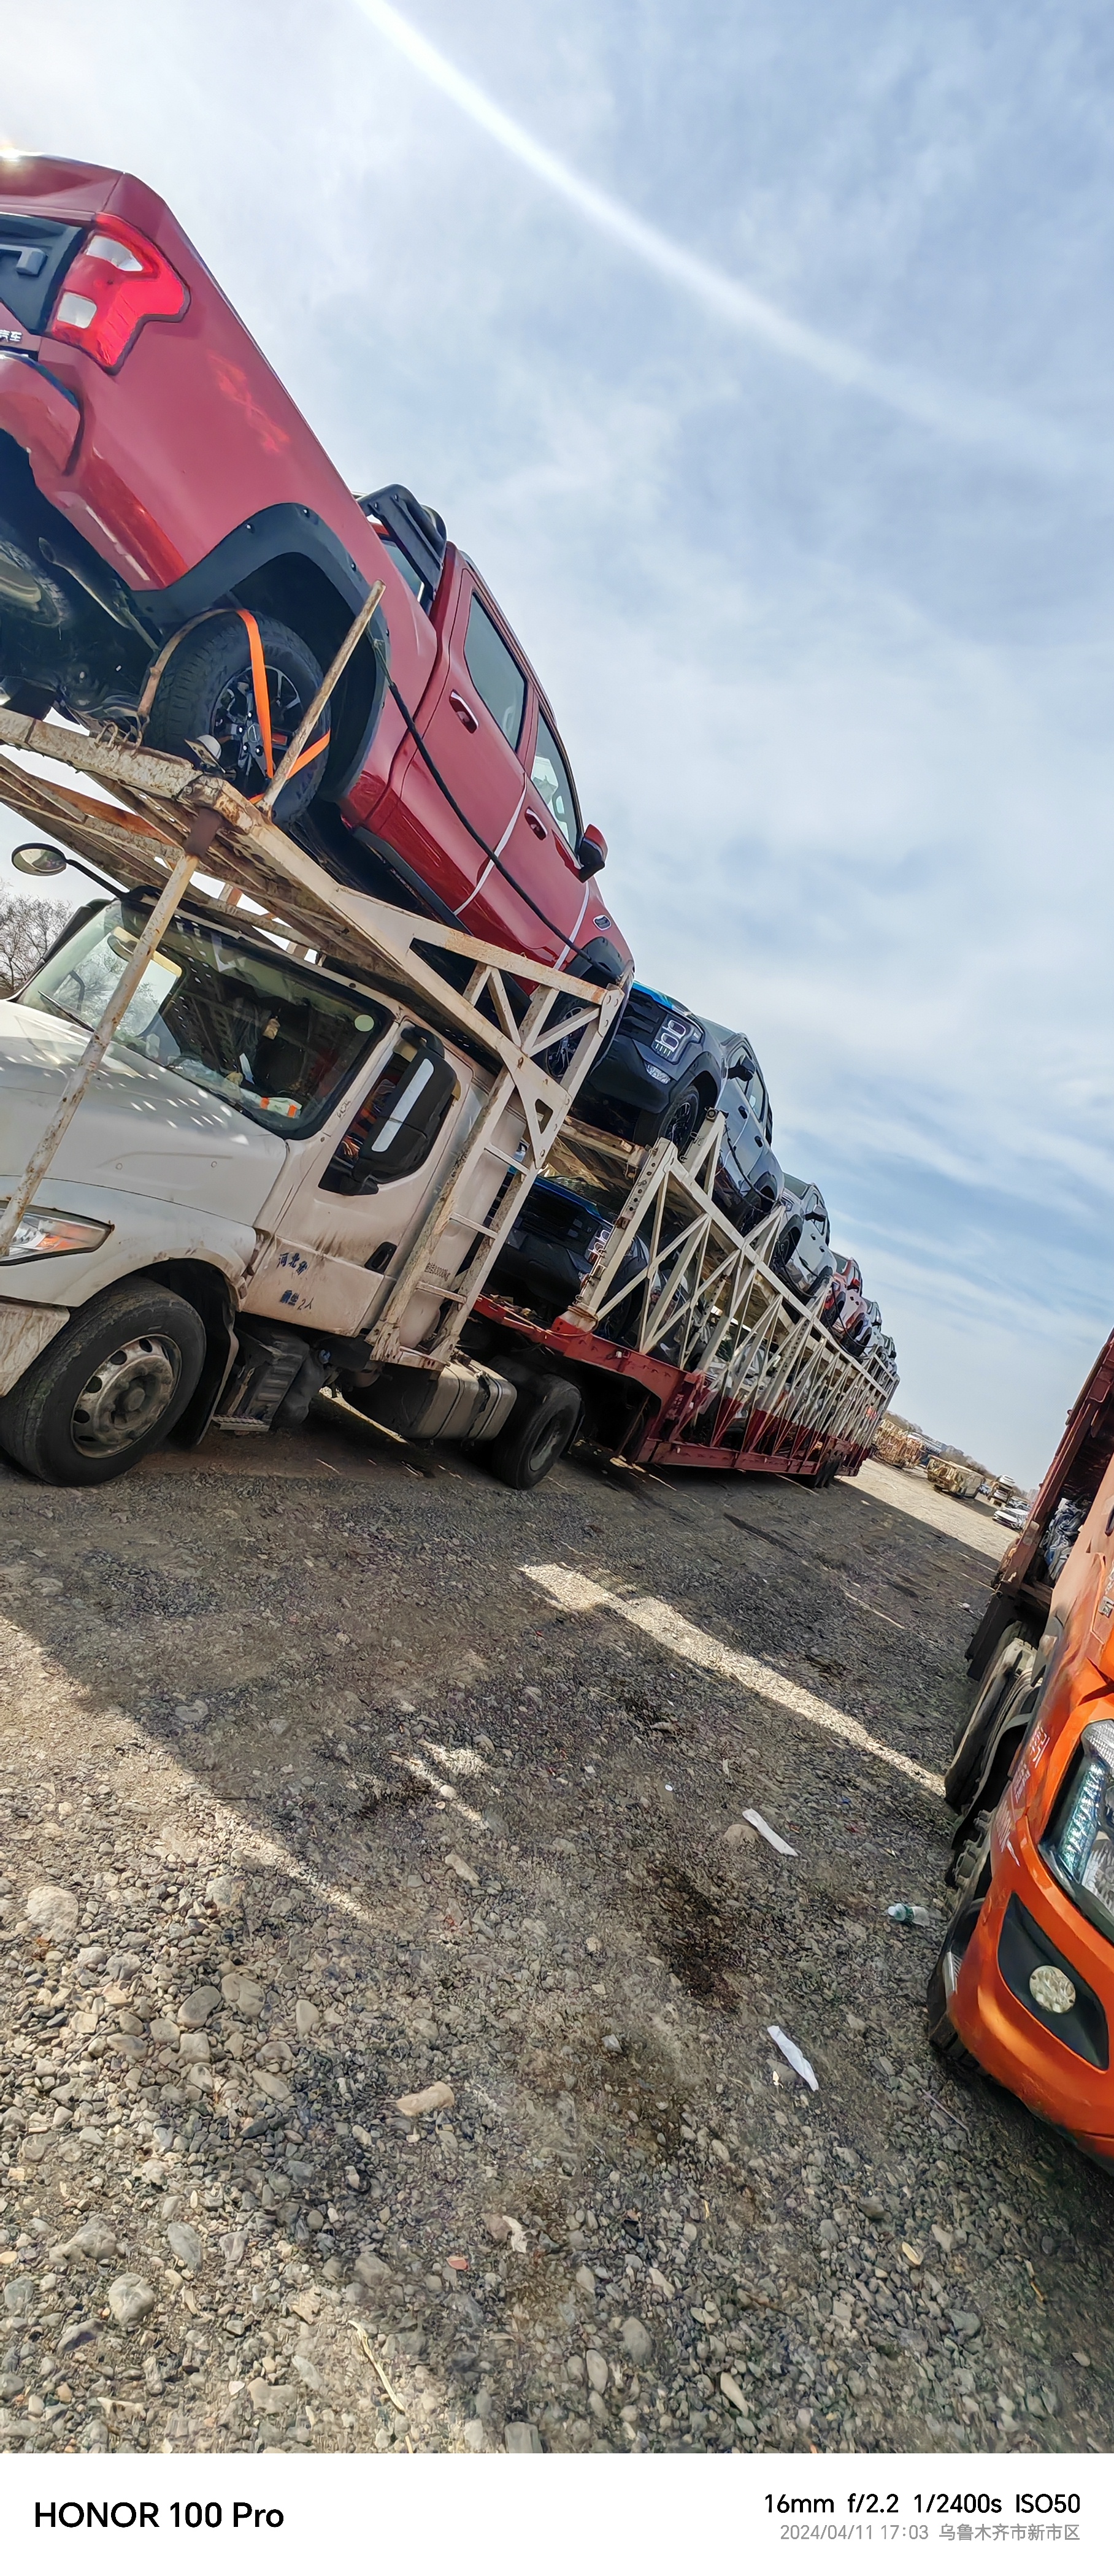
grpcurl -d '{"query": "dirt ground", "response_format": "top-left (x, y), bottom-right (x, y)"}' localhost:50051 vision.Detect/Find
top-left (0, 1414), bottom-right (1108, 2458)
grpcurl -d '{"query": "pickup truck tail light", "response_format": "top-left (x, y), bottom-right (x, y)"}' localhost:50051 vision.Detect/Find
top-left (46, 217), bottom-right (188, 371)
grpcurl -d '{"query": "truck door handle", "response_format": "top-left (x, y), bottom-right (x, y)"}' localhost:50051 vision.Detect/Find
top-left (449, 692), bottom-right (477, 732)
top-left (524, 808), bottom-right (547, 839)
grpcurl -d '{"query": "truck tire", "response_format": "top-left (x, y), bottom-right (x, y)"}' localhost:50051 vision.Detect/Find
top-left (945, 1630), bottom-right (1034, 1809)
top-left (925, 1946), bottom-right (980, 2076)
top-left (487, 1373), bottom-right (582, 1491)
top-left (658, 1084), bottom-right (703, 1154)
top-left (0, 1281), bottom-right (206, 1487)
top-left (144, 613), bottom-right (329, 824)
top-left (926, 1820), bottom-right (990, 2079)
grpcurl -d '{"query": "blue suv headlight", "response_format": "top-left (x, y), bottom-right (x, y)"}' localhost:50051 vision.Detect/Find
top-left (650, 1014), bottom-right (701, 1064)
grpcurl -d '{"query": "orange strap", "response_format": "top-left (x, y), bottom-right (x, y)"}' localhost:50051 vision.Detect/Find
top-left (247, 727), bottom-right (330, 803)
top-left (237, 608), bottom-right (274, 779)
top-left (285, 726), bottom-right (331, 782)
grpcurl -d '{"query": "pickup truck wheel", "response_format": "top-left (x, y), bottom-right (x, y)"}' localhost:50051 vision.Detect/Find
top-left (488, 1374), bottom-right (582, 1491)
top-left (657, 1084), bottom-right (702, 1154)
top-left (0, 1282), bottom-right (205, 1486)
top-left (145, 613), bottom-right (329, 822)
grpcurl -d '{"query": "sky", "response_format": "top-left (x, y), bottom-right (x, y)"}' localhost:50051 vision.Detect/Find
top-left (4, 0), bottom-right (1114, 1484)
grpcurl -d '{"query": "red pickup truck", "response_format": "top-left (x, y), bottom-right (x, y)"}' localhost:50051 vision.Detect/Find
top-left (0, 155), bottom-right (628, 983)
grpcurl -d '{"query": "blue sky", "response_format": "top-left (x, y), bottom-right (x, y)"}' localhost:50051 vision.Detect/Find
top-left (4, 0), bottom-right (1113, 1483)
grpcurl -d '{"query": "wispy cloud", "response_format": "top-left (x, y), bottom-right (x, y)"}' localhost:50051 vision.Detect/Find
top-left (354, 0), bottom-right (1093, 478)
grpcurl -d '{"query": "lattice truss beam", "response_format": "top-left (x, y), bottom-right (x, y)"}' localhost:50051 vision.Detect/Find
top-left (559, 1110), bottom-right (897, 1442)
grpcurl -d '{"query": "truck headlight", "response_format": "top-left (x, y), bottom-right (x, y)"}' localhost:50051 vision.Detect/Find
top-left (1043, 1719), bottom-right (1114, 1944)
top-left (0, 1203), bottom-right (111, 1262)
top-left (650, 1014), bottom-right (701, 1064)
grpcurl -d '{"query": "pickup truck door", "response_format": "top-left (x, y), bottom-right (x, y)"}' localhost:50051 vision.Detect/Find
top-left (469, 693), bottom-right (588, 968)
top-left (389, 566), bottom-right (536, 931)
top-left (712, 1073), bottom-right (763, 1229)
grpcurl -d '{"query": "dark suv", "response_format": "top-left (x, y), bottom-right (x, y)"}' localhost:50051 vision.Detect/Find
top-left (771, 1178), bottom-right (836, 1305)
top-left (571, 983), bottom-right (727, 1154)
top-left (487, 1177), bottom-right (656, 1344)
top-left (709, 1033), bottom-right (784, 1238)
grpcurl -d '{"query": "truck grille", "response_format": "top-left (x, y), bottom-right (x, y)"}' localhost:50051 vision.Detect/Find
top-left (617, 986), bottom-right (670, 1048)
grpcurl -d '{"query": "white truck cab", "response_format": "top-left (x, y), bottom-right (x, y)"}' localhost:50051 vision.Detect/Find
top-left (0, 889), bottom-right (569, 1483)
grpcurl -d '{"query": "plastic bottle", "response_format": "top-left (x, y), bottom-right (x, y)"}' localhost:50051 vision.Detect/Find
top-left (886, 1901), bottom-right (932, 1927)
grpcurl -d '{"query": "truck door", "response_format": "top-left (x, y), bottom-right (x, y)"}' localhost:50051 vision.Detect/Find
top-left (391, 571), bottom-right (535, 932)
top-left (244, 1024), bottom-right (472, 1335)
top-left (467, 695), bottom-right (587, 968)
top-left (713, 1059), bottom-right (767, 1231)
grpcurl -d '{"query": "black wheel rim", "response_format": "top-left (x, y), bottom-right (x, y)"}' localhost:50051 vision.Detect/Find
top-left (209, 661), bottom-right (306, 799)
top-left (665, 1092), bottom-right (701, 1154)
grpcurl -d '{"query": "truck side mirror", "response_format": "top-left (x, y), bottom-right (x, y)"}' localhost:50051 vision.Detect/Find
top-left (575, 825), bottom-right (607, 880)
top-left (12, 841), bottom-right (67, 875)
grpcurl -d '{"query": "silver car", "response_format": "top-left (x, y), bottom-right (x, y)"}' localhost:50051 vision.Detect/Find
top-left (772, 1176), bottom-right (835, 1306)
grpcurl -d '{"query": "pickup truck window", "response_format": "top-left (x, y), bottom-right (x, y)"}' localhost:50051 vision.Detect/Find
top-left (531, 712), bottom-right (578, 848)
top-left (21, 900), bottom-right (390, 1139)
top-left (463, 594), bottom-right (526, 746)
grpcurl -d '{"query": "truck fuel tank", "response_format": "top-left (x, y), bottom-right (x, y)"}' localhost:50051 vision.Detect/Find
top-left (344, 1357), bottom-right (515, 1446)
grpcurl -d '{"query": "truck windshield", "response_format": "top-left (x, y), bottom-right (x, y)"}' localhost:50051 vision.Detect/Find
top-left (21, 899), bottom-right (391, 1137)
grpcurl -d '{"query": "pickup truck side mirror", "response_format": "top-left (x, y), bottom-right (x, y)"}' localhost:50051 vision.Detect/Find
top-left (575, 825), bottom-right (607, 880)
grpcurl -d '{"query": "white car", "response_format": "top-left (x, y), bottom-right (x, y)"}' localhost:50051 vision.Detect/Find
top-left (994, 1499), bottom-right (1028, 1530)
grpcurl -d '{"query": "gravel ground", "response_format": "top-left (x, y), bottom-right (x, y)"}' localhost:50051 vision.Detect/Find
top-left (0, 1413), bottom-right (1108, 2459)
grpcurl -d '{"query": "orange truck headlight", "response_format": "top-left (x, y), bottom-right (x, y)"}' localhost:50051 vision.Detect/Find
top-left (1043, 1717), bottom-right (1114, 1946)
top-left (0, 1203), bottom-right (110, 1262)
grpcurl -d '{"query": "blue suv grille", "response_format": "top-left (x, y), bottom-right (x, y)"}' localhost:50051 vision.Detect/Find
top-left (619, 987), bottom-right (670, 1046)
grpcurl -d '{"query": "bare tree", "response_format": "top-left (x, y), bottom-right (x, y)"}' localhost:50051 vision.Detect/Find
top-left (0, 891), bottom-right (75, 997)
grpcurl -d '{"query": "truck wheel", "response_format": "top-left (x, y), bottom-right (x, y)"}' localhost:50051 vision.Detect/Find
top-left (945, 1631), bottom-right (1034, 1809)
top-left (926, 1944), bottom-right (980, 2075)
top-left (144, 613), bottom-right (329, 822)
top-left (951, 1618), bottom-right (1031, 1750)
top-left (0, 1281), bottom-right (205, 1486)
top-left (658, 1084), bottom-right (703, 1154)
top-left (488, 1374), bottom-right (582, 1491)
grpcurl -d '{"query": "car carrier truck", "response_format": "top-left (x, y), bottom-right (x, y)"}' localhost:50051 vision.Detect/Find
top-left (0, 691), bottom-right (897, 1494)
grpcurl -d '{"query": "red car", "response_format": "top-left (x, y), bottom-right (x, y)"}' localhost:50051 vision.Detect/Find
top-left (0, 155), bottom-right (628, 983)
top-left (821, 1254), bottom-right (869, 1350)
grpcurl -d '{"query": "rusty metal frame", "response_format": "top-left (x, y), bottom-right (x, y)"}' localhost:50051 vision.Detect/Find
top-left (0, 704), bottom-right (626, 1363)
top-left (554, 1106), bottom-right (898, 1453)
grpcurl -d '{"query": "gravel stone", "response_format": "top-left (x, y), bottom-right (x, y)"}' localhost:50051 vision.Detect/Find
top-left (23, 1884), bottom-right (79, 1938)
top-left (0, 1439), bottom-right (1104, 2458)
top-left (178, 1986), bottom-right (222, 2028)
top-left (166, 2222), bottom-right (203, 2273)
top-left (107, 2274), bottom-right (155, 2328)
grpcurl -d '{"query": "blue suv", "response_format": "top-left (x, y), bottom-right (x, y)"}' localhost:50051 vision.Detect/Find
top-left (573, 983), bottom-right (729, 1154)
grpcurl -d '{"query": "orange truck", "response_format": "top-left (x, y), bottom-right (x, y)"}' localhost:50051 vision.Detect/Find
top-left (929, 1328), bottom-right (1114, 2161)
